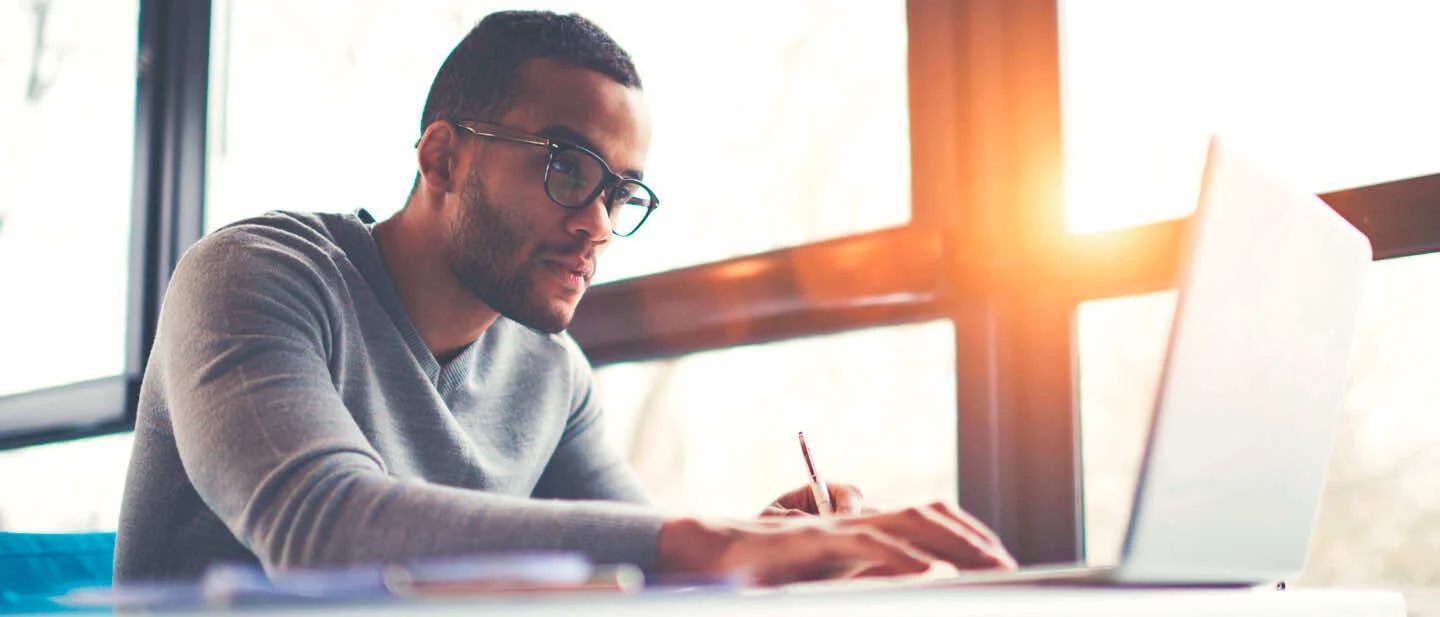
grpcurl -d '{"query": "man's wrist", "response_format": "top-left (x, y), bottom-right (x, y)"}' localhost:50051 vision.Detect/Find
top-left (655, 517), bottom-right (737, 576)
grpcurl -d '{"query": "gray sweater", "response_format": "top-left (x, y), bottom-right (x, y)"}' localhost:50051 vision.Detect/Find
top-left (114, 211), bottom-right (665, 582)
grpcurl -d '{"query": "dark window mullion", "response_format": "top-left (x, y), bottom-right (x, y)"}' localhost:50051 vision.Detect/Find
top-left (1040, 169), bottom-right (1440, 309)
top-left (1322, 173), bottom-right (1440, 260)
top-left (953, 292), bottom-right (1083, 565)
top-left (918, 0), bottom-right (1076, 565)
top-left (0, 378), bottom-right (130, 450)
top-left (129, 0), bottom-right (210, 389)
top-left (573, 226), bottom-right (951, 366)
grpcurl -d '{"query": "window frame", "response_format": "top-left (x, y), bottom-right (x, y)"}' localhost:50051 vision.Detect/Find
top-left (0, 0), bottom-right (210, 450)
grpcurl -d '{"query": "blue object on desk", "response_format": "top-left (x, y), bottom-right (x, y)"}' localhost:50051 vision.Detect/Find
top-left (0, 531), bottom-right (116, 614)
top-left (58, 552), bottom-right (603, 611)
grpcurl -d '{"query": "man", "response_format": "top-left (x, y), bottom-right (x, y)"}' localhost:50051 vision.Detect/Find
top-left (115, 10), bottom-right (1014, 586)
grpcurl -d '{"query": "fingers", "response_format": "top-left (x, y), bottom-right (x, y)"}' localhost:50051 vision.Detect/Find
top-left (753, 527), bottom-right (938, 585)
top-left (925, 501), bottom-right (1017, 568)
top-left (765, 483), bottom-right (867, 517)
top-left (838, 530), bottom-right (934, 577)
top-left (829, 483), bottom-right (865, 515)
top-left (928, 501), bottom-right (1003, 546)
top-left (758, 497), bottom-right (1017, 574)
top-left (761, 505), bottom-right (811, 518)
top-left (763, 486), bottom-right (815, 516)
top-left (843, 503), bottom-right (1016, 571)
top-left (853, 558), bottom-right (960, 580)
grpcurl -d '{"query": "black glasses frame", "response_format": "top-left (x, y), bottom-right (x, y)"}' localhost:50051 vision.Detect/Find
top-left (451, 120), bottom-right (659, 237)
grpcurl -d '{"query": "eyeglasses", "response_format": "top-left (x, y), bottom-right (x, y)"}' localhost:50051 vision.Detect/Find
top-left (451, 120), bottom-right (658, 237)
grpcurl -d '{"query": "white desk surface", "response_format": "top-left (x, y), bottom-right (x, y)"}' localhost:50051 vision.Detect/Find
top-left (151, 586), bottom-right (1406, 617)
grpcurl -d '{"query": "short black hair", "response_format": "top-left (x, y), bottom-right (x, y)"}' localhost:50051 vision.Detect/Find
top-left (419, 11), bottom-right (642, 136)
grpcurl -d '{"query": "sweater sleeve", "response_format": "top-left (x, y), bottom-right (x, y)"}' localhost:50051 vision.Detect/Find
top-left (156, 228), bottom-right (665, 574)
top-left (532, 342), bottom-right (653, 505)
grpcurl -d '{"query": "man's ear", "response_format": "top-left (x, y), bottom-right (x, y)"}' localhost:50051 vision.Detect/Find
top-left (415, 121), bottom-right (463, 195)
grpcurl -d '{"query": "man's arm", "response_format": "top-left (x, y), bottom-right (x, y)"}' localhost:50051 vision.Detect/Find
top-left (157, 228), bottom-right (665, 573)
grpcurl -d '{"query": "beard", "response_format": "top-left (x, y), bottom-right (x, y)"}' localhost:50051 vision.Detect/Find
top-left (445, 170), bottom-right (585, 334)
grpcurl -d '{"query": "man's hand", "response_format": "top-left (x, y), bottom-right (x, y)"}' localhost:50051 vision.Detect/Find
top-left (761, 483), bottom-right (867, 517)
top-left (657, 501), bottom-right (1017, 586)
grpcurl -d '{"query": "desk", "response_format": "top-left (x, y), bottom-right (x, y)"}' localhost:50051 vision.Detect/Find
top-left (148, 587), bottom-right (1405, 617)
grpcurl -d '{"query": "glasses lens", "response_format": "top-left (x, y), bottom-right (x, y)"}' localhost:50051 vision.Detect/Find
top-left (546, 148), bottom-right (607, 207)
top-left (609, 180), bottom-right (655, 236)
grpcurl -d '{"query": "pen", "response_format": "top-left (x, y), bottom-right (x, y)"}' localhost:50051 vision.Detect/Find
top-left (797, 431), bottom-right (833, 516)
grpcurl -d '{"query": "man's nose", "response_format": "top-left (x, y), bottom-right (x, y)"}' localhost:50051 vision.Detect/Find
top-left (565, 191), bottom-right (614, 242)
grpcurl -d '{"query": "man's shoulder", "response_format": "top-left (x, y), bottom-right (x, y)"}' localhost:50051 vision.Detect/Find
top-left (181, 211), bottom-right (363, 276)
top-left (202, 210), bottom-right (351, 253)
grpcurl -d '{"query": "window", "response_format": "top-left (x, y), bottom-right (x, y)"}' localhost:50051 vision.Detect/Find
top-left (1065, 6), bottom-right (1440, 602)
top-left (23, 0), bottom-right (1428, 586)
top-left (1061, 0), bottom-right (1440, 233)
top-left (1301, 253), bottom-right (1440, 589)
top-left (0, 433), bottom-right (132, 532)
top-left (0, 0), bottom-right (139, 398)
top-left (1078, 254), bottom-right (1440, 591)
top-left (204, 0), bottom-right (910, 283)
top-left (595, 321), bottom-right (957, 516)
top-left (1076, 290), bottom-right (1175, 565)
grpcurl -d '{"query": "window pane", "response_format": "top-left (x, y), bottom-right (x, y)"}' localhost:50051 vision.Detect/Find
top-left (1301, 253), bottom-right (1440, 592)
top-left (0, 1), bottom-right (138, 397)
top-left (0, 433), bottom-right (133, 531)
top-left (204, 1), bottom-right (910, 283)
top-left (1076, 290), bottom-right (1176, 566)
top-left (1079, 254), bottom-right (1440, 598)
top-left (595, 321), bottom-right (956, 517)
top-left (1062, 0), bottom-right (1440, 233)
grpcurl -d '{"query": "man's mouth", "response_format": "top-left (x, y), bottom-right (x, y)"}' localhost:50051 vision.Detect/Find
top-left (539, 256), bottom-right (594, 290)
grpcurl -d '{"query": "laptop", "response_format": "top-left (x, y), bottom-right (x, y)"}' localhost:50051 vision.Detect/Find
top-left (789, 136), bottom-right (1373, 591)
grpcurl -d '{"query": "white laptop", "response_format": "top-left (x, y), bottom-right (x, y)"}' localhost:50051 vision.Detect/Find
top-left (793, 137), bottom-right (1373, 591)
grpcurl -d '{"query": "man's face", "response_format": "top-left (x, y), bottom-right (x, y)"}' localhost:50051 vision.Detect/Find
top-left (445, 58), bottom-right (651, 333)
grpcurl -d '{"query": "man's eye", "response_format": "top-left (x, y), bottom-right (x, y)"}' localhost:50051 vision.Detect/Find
top-left (551, 155), bottom-right (580, 177)
top-left (612, 185), bottom-right (640, 204)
